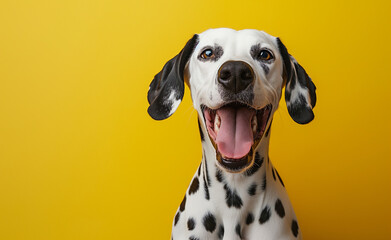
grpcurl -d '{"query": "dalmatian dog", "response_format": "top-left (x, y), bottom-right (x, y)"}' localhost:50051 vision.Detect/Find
top-left (147, 28), bottom-right (316, 240)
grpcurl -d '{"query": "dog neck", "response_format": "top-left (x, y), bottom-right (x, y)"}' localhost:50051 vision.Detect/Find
top-left (200, 125), bottom-right (272, 204)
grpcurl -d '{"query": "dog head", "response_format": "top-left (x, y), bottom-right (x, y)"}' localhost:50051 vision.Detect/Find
top-left (148, 28), bottom-right (316, 173)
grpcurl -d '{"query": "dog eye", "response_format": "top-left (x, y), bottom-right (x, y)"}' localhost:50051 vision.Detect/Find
top-left (200, 49), bottom-right (215, 59)
top-left (258, 50), bottom-right (273, 61)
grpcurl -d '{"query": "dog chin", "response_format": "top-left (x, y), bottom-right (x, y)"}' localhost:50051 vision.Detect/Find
top-left (201, 102), bottom-right (272, 173)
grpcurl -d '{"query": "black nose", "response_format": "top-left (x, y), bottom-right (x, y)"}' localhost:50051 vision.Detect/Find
top-left (218, 61), bottom-right (254, 93)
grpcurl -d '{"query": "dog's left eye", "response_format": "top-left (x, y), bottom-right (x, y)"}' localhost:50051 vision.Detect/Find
top-left (200, 49), bottom-right (215, 59)
top-left (258, 50), bottom-right (273, 61)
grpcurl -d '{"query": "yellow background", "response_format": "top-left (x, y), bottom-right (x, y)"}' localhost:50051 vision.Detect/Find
top-left (1, 0), bottom-right (390, 239)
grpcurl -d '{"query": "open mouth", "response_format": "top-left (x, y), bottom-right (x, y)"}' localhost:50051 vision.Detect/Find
top-left (202, 102), bottom-right (272, 172)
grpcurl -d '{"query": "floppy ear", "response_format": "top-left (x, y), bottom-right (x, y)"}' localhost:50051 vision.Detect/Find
top-left (147, 34), bottom-right (199, 120)
top-left (276, 38), bottom-right (317, 124)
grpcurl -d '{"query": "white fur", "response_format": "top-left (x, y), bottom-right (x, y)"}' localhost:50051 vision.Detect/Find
top-left (166, 90), bottom-right (182, 117)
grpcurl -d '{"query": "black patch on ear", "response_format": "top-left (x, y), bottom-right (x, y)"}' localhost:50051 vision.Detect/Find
top-left (277, 37), bottom-right (317, 125)
top-left (147, 34), bottom-right (199, 120)
top-left (276, 38), bottom-right (292, 83)
top-left (287, 94), bottom-right (314, 124)
top-left (308, 77), bottom-right (317, 108)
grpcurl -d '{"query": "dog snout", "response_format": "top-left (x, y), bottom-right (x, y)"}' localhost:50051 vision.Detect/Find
top-left (218, 61), bottom-right (254, 93)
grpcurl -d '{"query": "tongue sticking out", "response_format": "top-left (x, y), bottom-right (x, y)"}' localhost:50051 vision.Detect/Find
top-left (215, 106), bottom-right (255, 159)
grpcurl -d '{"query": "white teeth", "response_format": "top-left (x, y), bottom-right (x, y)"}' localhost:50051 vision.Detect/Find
top-left (214, 114), bottom-right (221, 133)
top-left (252, 115), bottom-right (257, 133)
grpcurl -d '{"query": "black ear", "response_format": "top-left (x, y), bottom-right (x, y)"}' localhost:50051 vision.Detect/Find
top-left (147, 34), bottom-right (199, 120)
top-left (276, 38), bottom-right (317, 124)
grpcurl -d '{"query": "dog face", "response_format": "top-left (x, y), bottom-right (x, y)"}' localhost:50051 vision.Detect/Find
top-left (148, 28), bottom-right (316, 173)
top-left (187, 28), bottom-right (281, 113)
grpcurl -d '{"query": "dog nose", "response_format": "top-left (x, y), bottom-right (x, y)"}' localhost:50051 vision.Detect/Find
top-left (218, 61), bottom-right (254, 93)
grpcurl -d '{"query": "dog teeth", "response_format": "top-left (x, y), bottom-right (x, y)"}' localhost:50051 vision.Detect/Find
top-left (214, 114), bottom-right (221, 133)
top-left (252, 115), bottom-right (257, 133)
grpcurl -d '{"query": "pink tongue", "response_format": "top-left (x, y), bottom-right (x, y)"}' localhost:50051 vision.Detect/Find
top-left (216, 107), bottom-right (254, 159)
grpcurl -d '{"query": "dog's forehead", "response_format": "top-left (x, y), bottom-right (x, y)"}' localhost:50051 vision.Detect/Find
top-left (196, 28), bottom-right (277, 51)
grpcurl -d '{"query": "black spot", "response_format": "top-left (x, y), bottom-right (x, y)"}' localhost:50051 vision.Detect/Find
top-left (260, 63), bottom-right (270, 75)
top-left (180, 195), bottom-right (186, 212)
top-left (198, 119), bottom-right (204, 141)
top-left (216, 169), bottom-right (224, 182)
top-left (188, 177), bottom-right (199, 195)
top-left (262, 174), bottom-right (267, 190)
top-left (272, 167), bottom-right (276, 180)
top-left (250, 44), bottom-right (261, 59)
top-left (259, 206), bottom-right (271, 224)
top-left (248, 183), bottom-right (257, 196)
top-left (275, 199), bottom-right (285, 218)
top-left (224, 184), bottom-right (243, 209)
top-left (204, 158), bottom-right (211, 186)
top-left (174, 212), bottom-right (180, 226)
top-left (244, 152), bottom-right (264, 176)
top-left (203, 177), bottom-right (210, 200)
top-left (202, 212), bottom-right (216, 233)
top-left (275, 169), bottom-right (285, 187)
top-left (187, 218), bottom-right (195, 231)
top-left (218, 225), bottom-right (224, 239)
top-left (197, 163), bottom-right (201, 176)
top-left (189, 236), bottom-right (199, 240)
top-left (291, 220), bottom-right (299, 237)
top-left (235, 224), bottom-right (242, 239)
top-left (246, 213), bottom-right (254, 225)
top-left (265, 120), bottom-right (272, 137)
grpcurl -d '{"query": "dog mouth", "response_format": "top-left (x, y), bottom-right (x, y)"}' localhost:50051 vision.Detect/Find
top-left (202, 102), bottom-right (272, 172)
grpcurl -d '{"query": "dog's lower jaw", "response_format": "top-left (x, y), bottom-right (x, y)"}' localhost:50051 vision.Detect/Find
top-left (201, 126), bottom-right (271, 187)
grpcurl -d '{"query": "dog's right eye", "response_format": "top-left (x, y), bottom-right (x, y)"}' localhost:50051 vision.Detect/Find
top-left (200, 49), bottom-right (215, 59)
top-left (258, 50), bottom-right (273, 61)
